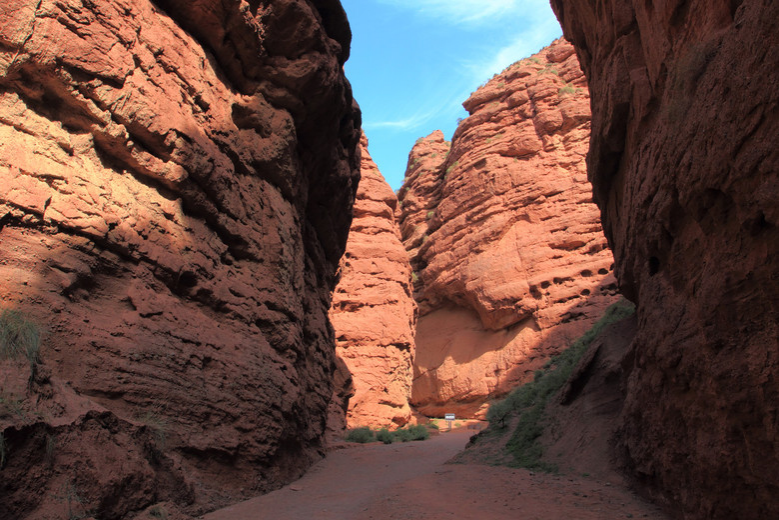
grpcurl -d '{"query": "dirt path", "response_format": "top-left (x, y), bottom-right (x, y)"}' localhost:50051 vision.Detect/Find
top-left (202, 430), bottom-right (669, 520)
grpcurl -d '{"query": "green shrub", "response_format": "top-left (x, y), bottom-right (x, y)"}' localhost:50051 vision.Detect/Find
top-left (345, 424), bottom-right (433, 445)
top-left (394, 428), bottom-right (412, 442)
top-left (394, 424), bottom-right (430, 442)
top-left (407, 424), bottom-right (430, 440)
top-left (0, 392), bottom-right (25, 419)
top-left (487, 299), bottom-right (636, 471)
top-left (0, 309), bottom-right (41, 371)
top-left (45, 434), bottom-right (56, 466)
top-left (376, 428), bottom-right (394, 444)
top-left (0, 432), bottom-right (6, 468)
top-left (345, 427), bottom-right (374, 443)
top-left (57, 479), bottom-right (86, 520)
top-left (426, 210), bottom-right (435, 220)
top-left (137, 411), bottom-right (169, 449)
top-left (558, 84), bottom-right (576, 96)
top-left (446, 161), bottom-right (459, 174)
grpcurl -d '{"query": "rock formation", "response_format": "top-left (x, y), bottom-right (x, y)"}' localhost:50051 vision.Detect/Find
top-left (399, 39), bottom-right (620, 419)
top-left (0, 0), bottom-right (360, 518)
top-left (550, 1), bottom-right (779, 518)
top-left (328, 133), bottom-right (416, 432)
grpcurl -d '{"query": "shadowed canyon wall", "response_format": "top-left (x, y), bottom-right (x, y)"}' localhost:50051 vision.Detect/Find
top-left (399, 39), bottom-right (620, 419)
top-left (328, 133), bottom-right (416, 432)
top-left (551, 0), bottom-right (779, 517)
top-left (0, 0), bottom-right (360, 517)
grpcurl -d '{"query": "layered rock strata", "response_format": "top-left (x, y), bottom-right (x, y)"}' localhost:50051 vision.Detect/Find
top-left (328, 133), bottom-right (416, 432)
top-left (399, 39), bottom-right (620, 418)
top-left (551, 1), bottom-right (779, 518)
top-left (0, 0), bottom-right (360, 517)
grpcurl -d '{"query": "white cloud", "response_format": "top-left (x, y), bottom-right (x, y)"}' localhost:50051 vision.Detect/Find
top-left (377, 0), bottom-right (522, 25)
top-left (364, 87), bottom-right (468, 132)
top-left (374, 0), bottom-right (563, 84)
top-left (460, 14), bottom-right (562, 85)
top-left (365, 112), bottom-right (436, 130)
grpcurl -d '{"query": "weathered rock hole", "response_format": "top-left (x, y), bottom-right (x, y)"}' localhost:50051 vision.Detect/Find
top-left (581, 269), bottom-right (593, 277)
top-left (649, 256), bottom-right (660, 276)
top-left (598, 268), bottom-right (609, 275)
top-left (178, 271), bottom-right (198, 288)
top-left (743, 211), bottom-right (770, 236)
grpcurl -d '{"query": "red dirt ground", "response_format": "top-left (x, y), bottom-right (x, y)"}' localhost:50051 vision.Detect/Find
top-left (201, 429), bottom-right (669, 520)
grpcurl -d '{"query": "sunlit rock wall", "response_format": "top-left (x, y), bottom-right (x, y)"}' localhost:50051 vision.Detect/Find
top-left (0, 0), bottom-right (360, 517)
top-left (399, 39), bottom-right (619, 418)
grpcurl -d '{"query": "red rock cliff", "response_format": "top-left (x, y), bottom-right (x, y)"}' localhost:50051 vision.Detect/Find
top-left (328, 133), bottom-right (416, 432)
top-left (551, 0), bottom-right (779, 517)
top-left (399, 39), bottom-right (620, 419)
top-left (0, 0), bottom-right (360, 517)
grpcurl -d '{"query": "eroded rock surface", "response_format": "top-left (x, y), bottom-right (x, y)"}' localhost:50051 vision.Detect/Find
top-left (0, 0), bottom-right (360, 517)
top-left (399, 39), bottom-right (619, 418)
top-left (328, 134), bottom-right (417, 432)
top-left (551, 0), bottom-right (779, 517)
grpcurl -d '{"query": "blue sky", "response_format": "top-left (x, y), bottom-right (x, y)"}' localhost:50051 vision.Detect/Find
top-left (341, 0), bottom-right (563, 190)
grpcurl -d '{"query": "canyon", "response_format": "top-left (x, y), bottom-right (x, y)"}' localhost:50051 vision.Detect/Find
top-left (0, 0), bottom-right (776, 519)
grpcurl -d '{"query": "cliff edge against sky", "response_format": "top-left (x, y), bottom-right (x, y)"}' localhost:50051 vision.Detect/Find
top-left (399, 39), bottom-right (620, 419)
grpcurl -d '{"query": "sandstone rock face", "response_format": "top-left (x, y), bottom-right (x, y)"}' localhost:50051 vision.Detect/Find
top-left (0, 0), bottom-right (360, 517)
top-left (551, 1), bottom-right (779, 518)
top-left (399, 39), bottom-right (620, 419)
top-left (328, 134), bottom-right (416, 432)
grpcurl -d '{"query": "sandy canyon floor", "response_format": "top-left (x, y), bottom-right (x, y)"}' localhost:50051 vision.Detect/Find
top-left (202, 429), bottom-right (669, 520)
